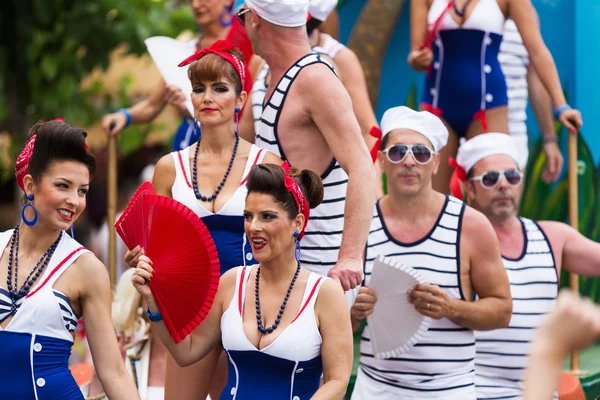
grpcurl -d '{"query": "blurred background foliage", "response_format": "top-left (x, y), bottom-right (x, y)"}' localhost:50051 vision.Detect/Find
top-left (0, 0), bottom-right (195, 174)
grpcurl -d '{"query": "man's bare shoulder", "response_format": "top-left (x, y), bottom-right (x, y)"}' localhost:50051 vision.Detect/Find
top-left (461, 205), bottom-right (498, 243)
top-left (537, 220), bottom-right (574, 244)
top-left (296, 62), bottom-right (344, 91)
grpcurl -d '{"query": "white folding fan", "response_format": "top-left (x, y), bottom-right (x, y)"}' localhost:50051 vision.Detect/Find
top-left (366, 255), bottom-right (432, 359)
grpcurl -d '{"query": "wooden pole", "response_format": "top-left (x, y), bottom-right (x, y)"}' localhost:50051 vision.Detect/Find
top-left (568, 130), bottom-right (580, 372)
top-left (107, 131), bottom-right (118, 287)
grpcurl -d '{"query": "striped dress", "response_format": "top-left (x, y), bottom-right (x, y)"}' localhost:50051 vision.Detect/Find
top-left (254, 53), bottom-right (348, 278)
top-left (499, 19), bottom-right (530, 166)
top-left (475, 217), bottom-right (558, 400)
top-left (354, 196), bottom-right (476, 399)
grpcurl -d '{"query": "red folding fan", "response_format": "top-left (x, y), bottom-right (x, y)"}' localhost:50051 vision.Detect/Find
top-left (115, 189), bottom-right (220, 343)
top-left (115, 181), bottom-right (155, 250)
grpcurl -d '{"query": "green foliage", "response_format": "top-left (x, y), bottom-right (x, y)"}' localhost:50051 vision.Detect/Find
top-left (0, 0), bottom-right (195, 165)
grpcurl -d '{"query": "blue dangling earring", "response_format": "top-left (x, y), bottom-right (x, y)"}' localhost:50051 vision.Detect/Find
top-left (219, 6), bottom-right (233, 27)
top-left (293, 231), bottom-right (301, 263)
top-left (70, 225), bottom-right (75, 238)
top-left (235, 107), bottom-right (241, 138)
top-left (22, 194), bottom-right (38, 226)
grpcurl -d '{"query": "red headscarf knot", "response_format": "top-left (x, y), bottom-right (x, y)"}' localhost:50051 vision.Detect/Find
top-left (281, 161), bottom-right (310, 240)
top-left (369, 126), bottom-right (382, 163)
top-left (178, 40), bottom-right (246, 92)
top-left (15, 118), bottom-right (89, 191)
top-left (448, 157), bottom-right (467, 200)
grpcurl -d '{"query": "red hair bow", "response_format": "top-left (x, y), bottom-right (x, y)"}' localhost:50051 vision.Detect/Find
top-left (448, 157), bottom-right (466, 200)
top-left (281, 161), bottom-right (310, 240)
top-left (178, 40), bottom-right (246, 92)
top-left (369, 126), bottom-right (382, 163)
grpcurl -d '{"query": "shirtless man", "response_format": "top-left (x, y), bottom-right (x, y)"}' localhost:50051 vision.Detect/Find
top-left (351, 107), bottom-right (511, 399)
top-left (454, 133), bottom-right (600, 399)
top-left (238, 0), bottom-right (377, 292)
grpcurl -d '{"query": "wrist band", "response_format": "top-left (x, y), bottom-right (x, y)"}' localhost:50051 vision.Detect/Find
top-left (554, 104), bottom-right (571, 120)
top-left (117, 108), bottom-right (132, 127)
top-left (543, 136), bottom-right (559, 144)
top-left (146, 307), bottom-right (163, 322)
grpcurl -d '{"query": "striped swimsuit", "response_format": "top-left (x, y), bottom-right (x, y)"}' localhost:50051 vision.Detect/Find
top-left (254, 53), bottom-right (348, 278)
top-left (353, 196), bottom-right (476, 399)
top-left (0, 230), bottom-right (89, 399)
top-left (475, 217), bottom-right (558, 400)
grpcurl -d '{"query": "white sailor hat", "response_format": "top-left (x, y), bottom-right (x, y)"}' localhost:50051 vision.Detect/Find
top-left (245, 0), bottom-right (310, 28)
top-left (380, 106), bottom-right (449, 153)
top-left (456, 133), bottom-right (524, 173)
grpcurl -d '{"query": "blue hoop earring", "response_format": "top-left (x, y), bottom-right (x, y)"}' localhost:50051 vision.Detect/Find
top-left (235, 108), bottom-right (241, 137)
top-left (22, 194), bottom-right (38, 226)
top-left (293, 231), bottom-right (301, 263)
top-left (219, 7), bottom-right (233, 27)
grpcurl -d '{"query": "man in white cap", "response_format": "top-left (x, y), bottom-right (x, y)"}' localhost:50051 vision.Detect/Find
top-left (350, 106), bottom-right (512, 399)
top-left (453, 133), bottom-right (600, 400)
top-left (238, 0), bottom-right (377, 293)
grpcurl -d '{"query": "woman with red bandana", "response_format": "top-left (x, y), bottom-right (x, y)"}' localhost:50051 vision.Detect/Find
top-left (132, 163), bottom-right (353, 400)
top-left (124, 40), bottom-right (280, 400)
top-left (0, 120), bottom-right (139, 400)
top-left (102, 0), bottom-right (259, 149)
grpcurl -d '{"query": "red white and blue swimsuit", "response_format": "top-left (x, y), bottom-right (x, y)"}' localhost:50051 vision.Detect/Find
top-left (422, 0), bottom-right (507, 136)
top-left (0, 230), bottom-right (89, 400)
top-left (220, 266), bottom-right (327, 400)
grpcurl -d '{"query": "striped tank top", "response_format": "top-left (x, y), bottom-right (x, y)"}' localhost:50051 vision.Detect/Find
top-left (475, 217), bottom-right (558, 400)
top-left (359, 196), bottom-right (476, 398)
top-left (254, 53), bottom-right (349, 277)
top-left (499, 19), bottom-right (529, 138)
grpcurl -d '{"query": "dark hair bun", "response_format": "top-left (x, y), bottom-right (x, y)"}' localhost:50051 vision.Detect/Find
top-left (246, 163), bottom-right (325, 218)
top-left (297, 169), bottom-right (324, 209)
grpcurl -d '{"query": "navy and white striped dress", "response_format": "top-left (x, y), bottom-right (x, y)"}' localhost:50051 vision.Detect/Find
top-left (475, 217), bottom-right (558, 400)
top-left (254, 53), bottom-right (348, 278)
top-left (354, 196), bottom-right (476, 399)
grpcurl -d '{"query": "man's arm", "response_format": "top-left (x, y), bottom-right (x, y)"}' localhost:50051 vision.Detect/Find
top-left (302, 65), bottom-right (377, 290)
top-left (527, 63), bottom-right (563, 183)
top-left (539, 221), bottom-right (600, 277)
top-left (410, 208), bottom-right (512, 330)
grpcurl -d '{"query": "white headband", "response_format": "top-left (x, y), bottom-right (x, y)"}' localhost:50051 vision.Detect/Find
top-left (245, 0), bottom-right (309, 28)
top-left (380, 106), bottom-right (449, 152)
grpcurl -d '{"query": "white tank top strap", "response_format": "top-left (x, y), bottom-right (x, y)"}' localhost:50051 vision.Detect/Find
top-left (171, 147), bottom-right (192, 190)
top-left (240, 145), bottom-right (268, 187)
top-left (27, 233), bottom-right (90, 298)
top-left (291, 272), bottom-right (327, 324)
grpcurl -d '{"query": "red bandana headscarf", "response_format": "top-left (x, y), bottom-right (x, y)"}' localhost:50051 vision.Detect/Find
top-left (15, 118), bottom-right (88, 191)
top-left (178, 40), bottom-right (247, 92)
top-left (281, 161), bottom-right (310, 240)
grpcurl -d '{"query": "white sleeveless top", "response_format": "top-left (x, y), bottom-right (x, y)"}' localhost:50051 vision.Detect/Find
top-left (254, 53), bottom-right (349, 277)
top-left (221, 265), bottom-right (326, 360)
top-left (428, 0), bottom-right (505, 35)
top-left (475, 217), bottom-right (558, 400)
top-left (0, 230), bottom-right (89, 342)
top-left (170, 144), bottom-right (267, 219)
top-left (359, 197), bottom-right (476, 399)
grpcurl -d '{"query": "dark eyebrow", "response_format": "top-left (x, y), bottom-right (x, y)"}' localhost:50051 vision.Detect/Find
top-left (55, 177), bottom-right (89, 187)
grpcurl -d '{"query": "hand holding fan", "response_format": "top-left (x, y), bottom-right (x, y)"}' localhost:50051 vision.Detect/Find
top-left (115, 189), bottom-right (220, 343)
top-left (367, 256), bottom-right (432, 359)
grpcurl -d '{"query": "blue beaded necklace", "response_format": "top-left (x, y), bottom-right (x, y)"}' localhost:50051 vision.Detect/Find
top-left (191, 133), bottom-right (240, 202)
top-left (6, 224), bottom-right (62, 315)
top-left (255, 263), bottom-right (302, 334)
top-left (453, 0), bottom-right (473, 17)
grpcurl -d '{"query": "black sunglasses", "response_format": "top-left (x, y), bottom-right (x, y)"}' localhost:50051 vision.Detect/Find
top-left (469, 169), bottom-right (523, 189)
top-left (237, 7), bottom-right (251, 25)
top-left (382, 144), bottom-right (434, 165)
